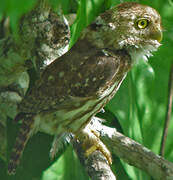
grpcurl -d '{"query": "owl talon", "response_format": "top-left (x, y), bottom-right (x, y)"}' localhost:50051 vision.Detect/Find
top-left (77, 128), bottom-right (112, 165)
top-left (85, 145), bottom-right (97, 157)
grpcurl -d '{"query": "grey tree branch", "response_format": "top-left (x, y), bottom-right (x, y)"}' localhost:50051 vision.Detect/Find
top-left (73, 137), bottom-right (116, 180)
top-left (88, 117), bottom-right (173, 180)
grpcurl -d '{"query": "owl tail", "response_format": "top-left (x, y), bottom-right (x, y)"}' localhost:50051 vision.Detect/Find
top-left (8, 114), bottom-right (35, 175)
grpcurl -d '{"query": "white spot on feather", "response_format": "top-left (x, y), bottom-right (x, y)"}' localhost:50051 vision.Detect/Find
top-left (108, 23), bottom-right (116, 30)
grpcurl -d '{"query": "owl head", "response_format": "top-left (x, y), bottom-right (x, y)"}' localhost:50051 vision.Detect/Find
top-left (85, 2), bottom-right (162, 61)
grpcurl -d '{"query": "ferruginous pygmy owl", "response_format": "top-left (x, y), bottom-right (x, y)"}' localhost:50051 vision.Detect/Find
top-left (8, 2), bottom-right (162, 174)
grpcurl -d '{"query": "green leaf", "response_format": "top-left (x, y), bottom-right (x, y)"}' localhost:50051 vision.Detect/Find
top-left (70, 0), bottom-right (106, 47)
top-left (0, 0), bottom-right (36, 33)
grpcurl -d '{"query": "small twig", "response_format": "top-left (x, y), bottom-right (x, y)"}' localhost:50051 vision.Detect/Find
top-left (160, 63), bottom-right (173, 156)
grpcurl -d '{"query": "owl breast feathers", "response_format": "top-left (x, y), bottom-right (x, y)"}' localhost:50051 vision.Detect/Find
top-left (8, 2), bottom-right (162, 174)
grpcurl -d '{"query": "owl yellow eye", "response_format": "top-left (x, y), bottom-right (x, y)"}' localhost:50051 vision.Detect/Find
top-left (136, 18), bottom-right (149, 29)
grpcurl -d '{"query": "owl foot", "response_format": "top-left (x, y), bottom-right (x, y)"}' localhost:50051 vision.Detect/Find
top-left (76, 128), bottom-right (112, 165)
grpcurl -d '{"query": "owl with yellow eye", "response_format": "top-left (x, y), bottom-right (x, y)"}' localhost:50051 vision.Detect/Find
top-left (136, 18), bottom-right (149, 29)
top-left (8, 2), bottom-right (162, 175)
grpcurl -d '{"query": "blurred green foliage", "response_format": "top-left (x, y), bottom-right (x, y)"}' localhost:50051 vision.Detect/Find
top-left (0, 0), bottom-right (173, 180)
top-left (0, 0), bottom-right (36, 32)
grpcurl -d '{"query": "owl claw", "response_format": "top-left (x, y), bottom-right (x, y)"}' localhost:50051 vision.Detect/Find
top-left (77, 128), bottom-right (112, 165)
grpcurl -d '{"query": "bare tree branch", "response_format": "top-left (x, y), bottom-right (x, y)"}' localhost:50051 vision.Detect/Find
top-left (73, 137), bottom-right (116, 180)
top-left (88, 117), bottom-right (173, 180)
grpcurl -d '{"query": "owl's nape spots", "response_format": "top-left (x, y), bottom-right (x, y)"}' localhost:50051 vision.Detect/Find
top-left (8, 2), bottom-right (162, 174)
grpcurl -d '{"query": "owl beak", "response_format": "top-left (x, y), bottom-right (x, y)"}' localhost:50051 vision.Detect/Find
top-left (151, 29), bottom-right (163, 43)
top-left (156, 30), bottom-right (163, 43)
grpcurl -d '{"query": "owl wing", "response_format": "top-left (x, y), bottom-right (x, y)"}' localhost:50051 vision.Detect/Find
top-left (19, 40), bottom-right (131, 113)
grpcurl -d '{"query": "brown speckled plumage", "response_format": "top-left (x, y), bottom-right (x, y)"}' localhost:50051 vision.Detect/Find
top-left (8, 2), bottom-right (162, 174)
